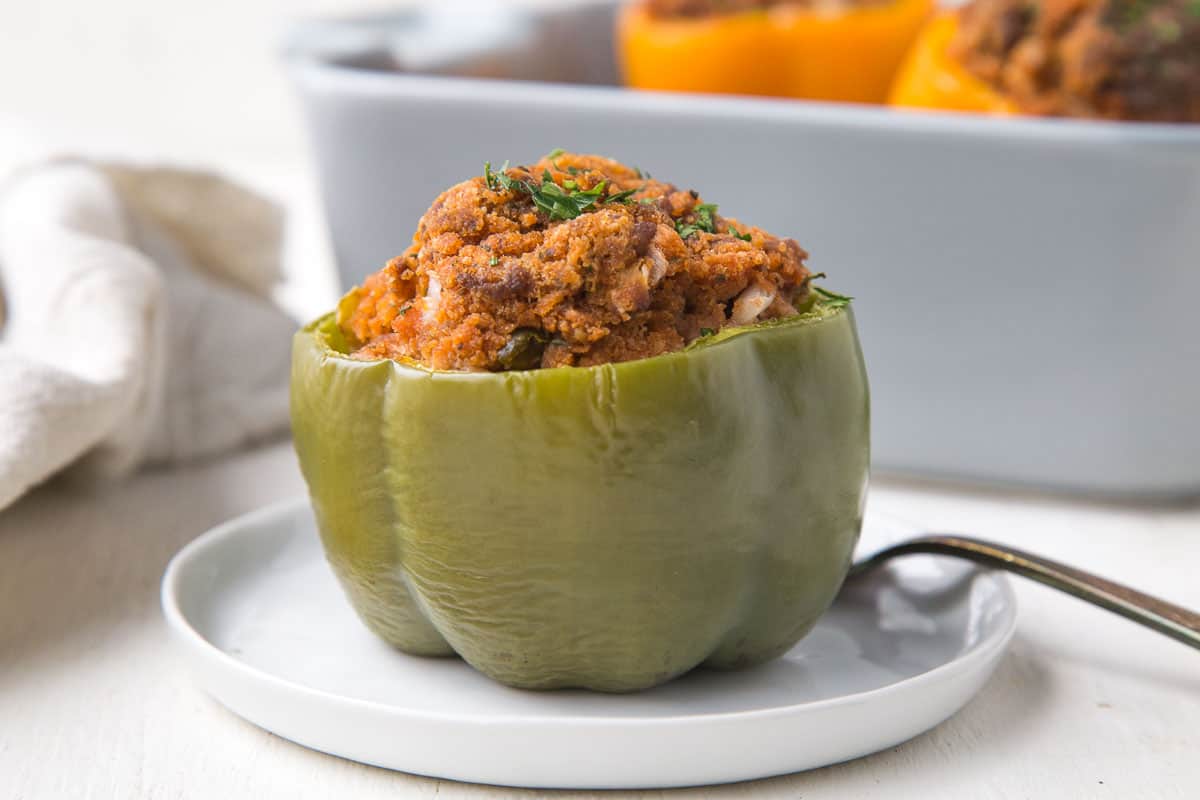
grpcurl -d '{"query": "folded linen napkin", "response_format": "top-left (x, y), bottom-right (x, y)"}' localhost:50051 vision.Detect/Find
top-left (0, 161), bottom-right (296, 511)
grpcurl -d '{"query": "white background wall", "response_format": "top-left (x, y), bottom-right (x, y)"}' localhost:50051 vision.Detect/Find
top-left (0, 1), bottom-right (574, 164)
top-left (1, 1), bottom-right (574, 315)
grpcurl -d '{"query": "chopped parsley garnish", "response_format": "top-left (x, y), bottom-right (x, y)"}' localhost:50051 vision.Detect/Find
top-left (489, 256), bottom-right (499, 266)
top-left (813, 286), bottom-right (853, 308)
top-left (484, 161), bottom-right (515, 192)
top-left (676, 202), bottom-right (719, 239)
top-left (807, 273), bottom-right (853, 308)
top-left (729, 225), bottom-right (752, 242)
top-left (699, 327), bottom-right (716, 337)
top-left (483, 161), bottom-right (637, 221)
top-left (530, 170), bottom-right (609, 220)
top-left (546, 148), bottom-right (566, 159)
top-left (606, 186), bottom-right (640, 205)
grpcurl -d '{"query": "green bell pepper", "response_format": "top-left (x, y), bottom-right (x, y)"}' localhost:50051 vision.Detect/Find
top-left (291, 296), bottom-right (869, 692)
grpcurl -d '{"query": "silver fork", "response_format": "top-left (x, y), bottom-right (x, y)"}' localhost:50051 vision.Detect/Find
top-left (850, 535), bottom-right (1200, 650)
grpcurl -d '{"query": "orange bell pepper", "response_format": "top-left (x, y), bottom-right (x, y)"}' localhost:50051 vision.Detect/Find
top-left (888, 11), bottom-right (1017, 114)
top-left (617, 0), bottom-right (935, 105)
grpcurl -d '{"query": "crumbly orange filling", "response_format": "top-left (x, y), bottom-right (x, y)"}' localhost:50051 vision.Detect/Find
top-left (950, 0), bottom-right (1200, 121)
top-left (341, 152), bottom-right (812, 371)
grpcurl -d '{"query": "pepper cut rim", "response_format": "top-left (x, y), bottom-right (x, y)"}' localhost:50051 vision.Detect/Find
top-left (305, 293), bottom-right (853, 378)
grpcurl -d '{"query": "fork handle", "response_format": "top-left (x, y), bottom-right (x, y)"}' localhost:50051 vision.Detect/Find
top-left (850, 535), bottom-right (1200, 651)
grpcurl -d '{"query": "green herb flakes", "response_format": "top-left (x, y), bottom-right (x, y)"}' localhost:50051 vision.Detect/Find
top-left (605, 186), bottom-right (640, 205)
top-left (484, 161), bottom-right (518, 193)
top-left (483, 161), bottom-right (637, 222)
top-left (813, 285), bottom-right (853, 309)
top-left (675, 202), bottom-right (720, 239)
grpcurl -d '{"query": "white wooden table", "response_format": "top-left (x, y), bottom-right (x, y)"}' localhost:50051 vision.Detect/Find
top-left (1, 1), bottom-right (1198, 796)
top-left (1, 442), bottom-right (1197, 799)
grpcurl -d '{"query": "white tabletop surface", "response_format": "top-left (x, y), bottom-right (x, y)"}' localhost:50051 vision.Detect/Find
top-left (2, 443), bottom-right (1198, 799)
top-left (1, 1), bottom-right (1199, 797)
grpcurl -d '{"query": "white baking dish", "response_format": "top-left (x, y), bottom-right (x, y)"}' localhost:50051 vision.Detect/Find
top-left (285, 1), bottom-right (1200, 498)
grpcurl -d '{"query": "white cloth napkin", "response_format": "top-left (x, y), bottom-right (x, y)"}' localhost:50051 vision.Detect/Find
top-left (0, 161), bottom-right (296, 511)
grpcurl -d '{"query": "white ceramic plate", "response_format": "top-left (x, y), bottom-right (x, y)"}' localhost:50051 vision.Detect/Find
top-left (161, 499), bottom-right (1016, 789)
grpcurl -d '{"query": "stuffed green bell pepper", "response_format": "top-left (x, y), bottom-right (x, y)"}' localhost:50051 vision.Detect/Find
top-left (291, 152), bottom-right (869, 692)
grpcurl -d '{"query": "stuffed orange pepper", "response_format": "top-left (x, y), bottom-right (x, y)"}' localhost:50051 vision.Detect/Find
top-left (617, 0), bottom-right (935, 104)
top-left (890, 0), bottom-right (1200, 121)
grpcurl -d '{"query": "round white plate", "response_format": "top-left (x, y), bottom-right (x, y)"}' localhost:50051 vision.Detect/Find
top-left (162, 498), bottom-right (1016, 789)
